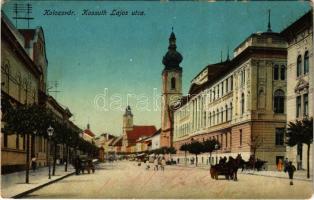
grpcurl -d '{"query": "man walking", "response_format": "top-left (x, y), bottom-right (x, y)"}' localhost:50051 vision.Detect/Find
top-left (285, 161), bottom-right (296, 185)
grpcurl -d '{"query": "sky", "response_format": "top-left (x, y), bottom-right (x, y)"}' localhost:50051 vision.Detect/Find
top-left (2, 1), bottom-right (311, 136)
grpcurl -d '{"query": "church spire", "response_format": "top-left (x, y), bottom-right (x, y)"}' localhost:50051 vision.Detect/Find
top-left (162, 27), bottom-right (183, 69)
top-left (267, 9), bottom-right (272, 32)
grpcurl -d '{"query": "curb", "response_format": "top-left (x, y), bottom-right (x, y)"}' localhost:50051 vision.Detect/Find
top-left (175, 165), bottom-right (312, 182)
top-left (12, 172), bottom-right (75, 198)
top-left (242, 172), bottom-right (313, 182)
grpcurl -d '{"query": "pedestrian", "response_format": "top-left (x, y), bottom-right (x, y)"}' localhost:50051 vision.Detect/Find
top-left (283, 158), bottom-right (289, 172)
top-left (277, 158), bottom-right (283, 171)
top-left (154, 158), bottom-right (158, 171)
top-left (285, 161), bottom-right (296, 185)
top-left (161, 157), bottom-right (166, 171)
top-left (31, 156), bottom-right (37, 172)
top-left (75, 156), bottom-right (81, 175)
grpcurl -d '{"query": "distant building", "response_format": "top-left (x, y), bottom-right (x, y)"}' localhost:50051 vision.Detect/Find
top-left (82, 124), bottom-right (95, 144)
top-left (121, 106), bottom-right (156, 153)
top-left (281, 10), bottom-right (313, 171)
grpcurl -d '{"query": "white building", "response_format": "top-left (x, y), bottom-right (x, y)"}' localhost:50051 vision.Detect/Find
top-left (281, 10), bottom-right (313, 171)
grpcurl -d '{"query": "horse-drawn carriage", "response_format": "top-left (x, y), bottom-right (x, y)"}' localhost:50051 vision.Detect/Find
top-left (210, 155), bottom-right (242, 181)
top-left (210, 155), bottom-right (268, 181)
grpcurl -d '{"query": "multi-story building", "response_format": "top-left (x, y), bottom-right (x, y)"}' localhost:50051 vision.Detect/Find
top-left (1, 13), bottom-right (46, 173)
top-left (281, 10), bottom-right (313, 171)
top-left (173, 23), bottom-right (288, 169)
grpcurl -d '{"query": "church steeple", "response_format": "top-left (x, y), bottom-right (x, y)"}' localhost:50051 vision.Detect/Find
top-left (267, 9), bottom-right (272, 32)
top-left (162, 28), bottom-right (183, 70)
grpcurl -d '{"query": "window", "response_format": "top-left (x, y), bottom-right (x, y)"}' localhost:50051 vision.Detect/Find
top-left (296, 96), bottom-right (301, 117)
top-left (230, 103), bottom-right (233, 120)
top-left (216, 109), bottom-right (219, 124)
top-left (304, 51), bottom-right (309, 74)
top-left (225, 105), bottom-right (228, 121)
top-left (225, 133), bottom-right (228, 147)
top-left (16, 134), bottom-right (20, 150)
top-left (275, 128), bottom-right (285, 145)
top-left (3, 132), bottom-right (8, 148)
top-left (297, 55), bottom-right (302, 77)
top-left (221, 82), bottom-right (224, 96)
top-left (226, 79), bottom-right (228, 93)
top-left (241, 93), bottom-right (245, 114)
top-left (230, 76), bottom-right (233, 90)
top-left (213, 111), bottom-right (215, 125)
top-left (274, 89), bottom-right (285, 113)
top-left (203, 111), bottom-right (206, 127)
top-left (221, 107), bottom-right (223, 122)
top-left (209, 112), bottom-right (212, 126)
top-left (274, 65), bottom-right (279, 80)
top-left (240, 129), bottom-right (242, 146)
top-left (171, 77), bottom-right (176, 89)
top-left (217, 86), bottom-right (220, 98)
top-left (304, 93), bottom-right (308, 117)
top-left (280, 65), bottom-right (286, 80)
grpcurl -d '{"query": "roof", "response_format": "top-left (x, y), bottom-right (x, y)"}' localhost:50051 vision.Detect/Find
top-left (83, 129), bottom-right (95, 137)
top-left (281, 10), bottom-right (312, 41)
top-left (112, 136), bottom-right (123, 146)
top-left (126, 125), bottom-right (157, 141)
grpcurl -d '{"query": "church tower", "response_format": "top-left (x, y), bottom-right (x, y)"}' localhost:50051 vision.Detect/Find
top-left (160, 29), bottom-right (183, 147)
top-left (123, 105), bottom-right (133, 131)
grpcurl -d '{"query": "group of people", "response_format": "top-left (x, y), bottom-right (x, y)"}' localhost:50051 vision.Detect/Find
top-left (143, 157), bottom-right (166, 171)
top-left (278, 158), bottom-right (296, 185)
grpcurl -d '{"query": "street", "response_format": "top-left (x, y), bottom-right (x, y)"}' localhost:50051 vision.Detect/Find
top-left (24, 161), bottom-right (313, 199)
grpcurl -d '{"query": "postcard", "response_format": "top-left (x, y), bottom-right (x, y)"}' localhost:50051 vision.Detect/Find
top-left (1, 0), bottom-right (313, 199)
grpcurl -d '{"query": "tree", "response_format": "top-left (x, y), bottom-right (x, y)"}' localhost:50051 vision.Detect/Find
top-left (202, 139), bottom-right (220, 165)
top-left (179, 143), bottom-right (189, 166)
top-left (247, 134), bottom-right (263, 169)
top-left (286, 117), bottom-right (313, 179)
top-left (187, 141), bottom-right (204, 166)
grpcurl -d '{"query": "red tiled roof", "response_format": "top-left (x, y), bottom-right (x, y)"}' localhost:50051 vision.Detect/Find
top-left (126, 125), bottom-right (156, 142)
top-left (83, 129), bottom-right (95, 137)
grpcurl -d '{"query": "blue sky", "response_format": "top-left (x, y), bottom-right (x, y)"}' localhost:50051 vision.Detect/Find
top-left (2, 1), bottom-right (311, 136)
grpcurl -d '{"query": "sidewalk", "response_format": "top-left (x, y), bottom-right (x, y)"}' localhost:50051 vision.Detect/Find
top-left (175, 164), bottom-right (312, 181)
top-left (1, 165), bottom-right (75, 198)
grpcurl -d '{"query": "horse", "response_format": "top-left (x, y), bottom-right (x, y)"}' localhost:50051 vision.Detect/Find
top-left (226, 154), bottom-right (242, 181)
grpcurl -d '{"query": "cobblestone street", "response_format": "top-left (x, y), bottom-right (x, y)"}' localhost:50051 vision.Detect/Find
top-left (24, 161), bottom-right (313, 199)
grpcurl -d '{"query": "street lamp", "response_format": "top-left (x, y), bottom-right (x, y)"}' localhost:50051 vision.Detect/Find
top-left (215, 144), bottom-right (219, 165)
top-left (47, 126), bottom-right (54, 179)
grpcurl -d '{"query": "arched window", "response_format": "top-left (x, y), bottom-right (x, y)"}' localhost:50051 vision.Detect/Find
top-left (241, 93), bottom-right (245, 114)
top-left (297, 55), bottom-right (302, 77)
top-left (273, 65), bottom-right (279, 80)
top-left (280, 65), bottom-right (286, 80)
top-left (209, 112), bottom-right (212, 126)
top-left (304, 51), bottom-right (309, 74)
top-left (171, 77), bottom-right (176, 89)
top-left (216, 109), bottom-right (219, 124)
top-left (274, 89), bottom-right (285, 113)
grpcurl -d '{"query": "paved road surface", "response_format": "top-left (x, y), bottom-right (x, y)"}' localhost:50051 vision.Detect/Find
top-left (25, 161), bottom-right (313, 199)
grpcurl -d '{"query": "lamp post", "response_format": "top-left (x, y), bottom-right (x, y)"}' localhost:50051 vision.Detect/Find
top-left (47, 126), bottom-right (54, 179)
top-left (215, 144), bottom-right (219, 165)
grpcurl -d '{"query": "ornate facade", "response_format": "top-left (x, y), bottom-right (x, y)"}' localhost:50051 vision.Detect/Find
top-left (173, 27), bottom-right (288, 169)
top-left (281, 10), bottom-right (313, 171)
